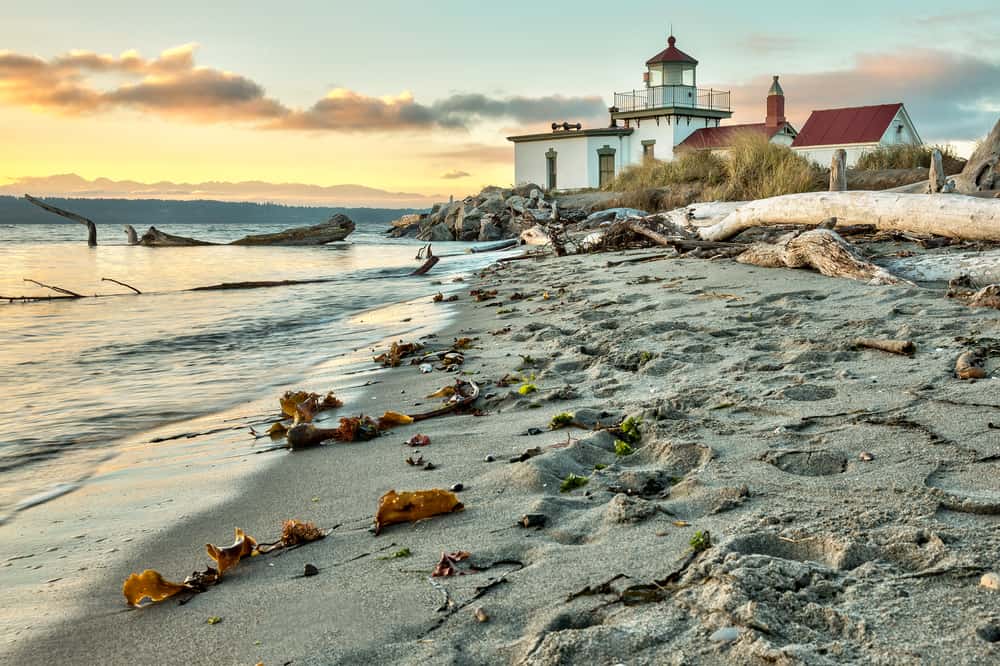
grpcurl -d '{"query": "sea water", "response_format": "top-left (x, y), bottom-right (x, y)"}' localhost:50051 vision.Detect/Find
top-left (0, 222), bottom-right (502, 518)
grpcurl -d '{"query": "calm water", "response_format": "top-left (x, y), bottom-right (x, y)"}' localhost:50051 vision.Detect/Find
top-left (0, 222), bottom-right (501, 516)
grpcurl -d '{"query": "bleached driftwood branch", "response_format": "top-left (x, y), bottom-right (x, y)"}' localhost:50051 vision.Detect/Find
top-left (24, 194), bottom-right (97, 246)
top-left (698, 192), bottom-right (1000, 242)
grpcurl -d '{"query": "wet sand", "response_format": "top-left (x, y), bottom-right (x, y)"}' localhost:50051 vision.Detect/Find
top-left (4, 250), bottom-right (1000, 665)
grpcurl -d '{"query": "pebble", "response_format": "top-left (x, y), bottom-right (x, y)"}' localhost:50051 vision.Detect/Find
top-left (484, 455), bottom-right (495, 463)
top-left (977, 623), bottom-right (1000, 643)
top-left (980, 572), bottom-right (999, 591)
top-left (859, 452), bottom-right (875, 462)
top-left (474, 607), bottom-right (489, 623)
top-left (709, 627), bottom-right (740, 643)
top-left (450, 483), bottom-right (464, 492)
top-left (520, 513), bottom-right (547, 528)
top-left (303, 563), bottom-right (319, 577)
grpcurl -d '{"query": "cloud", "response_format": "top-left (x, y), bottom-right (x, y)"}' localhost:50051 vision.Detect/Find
top-left (441, 170), bottom-right (471, 180)
top-left (0, 44), bottom-right (605, 133)
top-left (727, 48), bottom-right (1000, 142)
top-left (0, 172), bottom-right (440, 207)
top-left (426, 143), bottom-right (512, 164)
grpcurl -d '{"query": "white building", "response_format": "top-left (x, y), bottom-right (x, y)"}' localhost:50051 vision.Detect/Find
top-left (507, 34), bottom-right (923, 188)
top-left (791, 104), bottom-right (922, 167)
top-left (508, 34), bottom-right (733, 190)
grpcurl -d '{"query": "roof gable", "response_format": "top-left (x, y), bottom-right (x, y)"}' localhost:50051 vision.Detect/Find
top-left (677, 123), bottom-right (793, 150)
top-left (647, 36), bottom-right (698, 66)
top-left (791, 104), bottom-right (903, 148)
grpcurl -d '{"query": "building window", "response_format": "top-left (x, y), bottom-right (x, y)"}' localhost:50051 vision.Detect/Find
top-left (641, 140), bottom-right (655, 162)
top-left (597, 145), bottom-right (616, 188)
top-left (545, 149), bottom-right (557, 190)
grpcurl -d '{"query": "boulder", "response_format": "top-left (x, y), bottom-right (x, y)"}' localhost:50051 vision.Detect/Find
top-left (418, 222), bottom-right (454, 242)
top-left (512, 183), bottom-right (542, 198)
top-left (478, 195), bottom-right (507, 215)
top-left (507, 196), bottom-right (530, 214)
top-left (478, 218), bottom-right (503, 242)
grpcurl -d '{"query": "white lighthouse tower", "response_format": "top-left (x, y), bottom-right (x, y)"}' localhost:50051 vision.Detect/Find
top-left (610, 34), bottom-right (733, 163)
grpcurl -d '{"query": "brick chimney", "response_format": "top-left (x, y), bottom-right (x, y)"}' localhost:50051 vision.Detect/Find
top-left (766, 75), bottom-right (785, 129)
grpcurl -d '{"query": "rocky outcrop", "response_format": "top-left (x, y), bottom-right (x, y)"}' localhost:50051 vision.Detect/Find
top-left (386, 184), bottom-right (593, 242)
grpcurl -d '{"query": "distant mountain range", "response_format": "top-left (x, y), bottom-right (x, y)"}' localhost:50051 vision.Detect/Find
top-left (0, 173), bottom-right (441, 208)
top-left (0, 196), bottom-right (419, 227)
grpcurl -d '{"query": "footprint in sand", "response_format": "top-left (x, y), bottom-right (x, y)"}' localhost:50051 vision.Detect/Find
top-left (781, 384), bottom-right (837, 401)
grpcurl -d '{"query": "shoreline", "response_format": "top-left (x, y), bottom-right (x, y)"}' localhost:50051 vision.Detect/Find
top-left (0, 285), bottom-right (465, 656)
top-left (6, 249), bottom-right (1000, 664)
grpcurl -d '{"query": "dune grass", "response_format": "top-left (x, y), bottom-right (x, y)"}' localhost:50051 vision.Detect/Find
top-left (604, 131), bottom-right (821, 210)
top-left (855, 143), bottom-right (962, 172)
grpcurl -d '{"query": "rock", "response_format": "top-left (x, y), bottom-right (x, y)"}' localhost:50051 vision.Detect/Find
top-left (529, 188), bottom-right (542, 202)
top-left (980, 572), bottom-right (999, 591)
top-left (520, 513), bottom-right (547, 528)
top-left (977, 623), bottom-right (1000, 643)
top-left (450, 483), bottom-right (464, 492)
top-left (418, 222), bottom-right (454, 242)
top-left (478, 219), bottom-right (503, 242)
top-left (303, 563), bottom-right (319, 577)
top-left (520, 225), bottom-right (552, 246)
top-left (474, 607), bottom-right (489, 623)
top-left (484, 455), bottom-right (495, 462)
top-left (709, 627), bottom-right (740, 643)
top-left (507, 196), bottom-right (530, 214)
top-left (478, 195), bottom-right (506, 215)
top-left (512, 183), bottom-right (542, 198)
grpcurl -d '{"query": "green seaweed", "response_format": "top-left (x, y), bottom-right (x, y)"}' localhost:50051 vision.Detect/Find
top-left (560, 474), bottom-right (589, 493)
top-left (549, 412), bottom-right (574, 429)
top-left (689, 530), bottom-right (711, 552)
top-left (378, 547), bottom-right (412, 560)
top-left (614, 439), bottom-right (634, 456)
top-left (619, 416), bottom-right (642, 444)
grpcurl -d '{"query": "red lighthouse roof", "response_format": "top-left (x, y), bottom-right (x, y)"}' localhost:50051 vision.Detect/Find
top-left (646, 35), bottom-right (698, 66)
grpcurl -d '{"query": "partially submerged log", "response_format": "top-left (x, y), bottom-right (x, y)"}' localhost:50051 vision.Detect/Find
top-left (230, 214), bottom-right (355, 246)
top-left (736, 229), bottom-right (911, 285)
top-left (139, 226), bottom-right (217, 247)
top-left (124, 225), bottom-right (138, 245)
top-left (952, 118), bottom-right (1000, 194)
top-left (24, 194), bottom-right (97, 246)
top-left (411, 245), bottom-right (440, 276)
top-left (699, 192), bottom-right (1000, 242)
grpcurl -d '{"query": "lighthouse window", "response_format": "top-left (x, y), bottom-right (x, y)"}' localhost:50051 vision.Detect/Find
top-left (642, 140), bottom-right (656, 161)
top-left (597, 146), bottom-right (616, 188)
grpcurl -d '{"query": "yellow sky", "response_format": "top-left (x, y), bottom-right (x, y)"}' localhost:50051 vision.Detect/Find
top-left (0, 106), bottom-right (512, 197)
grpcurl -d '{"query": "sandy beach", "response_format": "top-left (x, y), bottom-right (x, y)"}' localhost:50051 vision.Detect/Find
top-left (4, 247), bottom-right (1000, 665)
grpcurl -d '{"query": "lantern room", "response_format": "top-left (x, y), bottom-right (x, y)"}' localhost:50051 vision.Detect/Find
top-left (644, 35), bottom-right (697, 88)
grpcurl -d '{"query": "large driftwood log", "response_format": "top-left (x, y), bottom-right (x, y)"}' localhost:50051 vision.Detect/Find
top-left (952, 118), bottom-right (1000, 194)
top-left (24, 194), bottom-right (97, 246)
top-left (830, 150), bottom-right (847, 192)
top-left (699, 192), bottom-right (1000, 242)
top-left (878, 250), bottom-right (1000, 286)
top-left (139, 226), bottom-right (217, 247)
top-left (736, 229), bottom-right (911, 285)
top-left (230, 214), bottom-right (355, 245)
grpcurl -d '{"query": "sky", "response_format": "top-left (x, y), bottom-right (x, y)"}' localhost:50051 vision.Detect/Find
top-left (1, 0), bottom-right (998, 206)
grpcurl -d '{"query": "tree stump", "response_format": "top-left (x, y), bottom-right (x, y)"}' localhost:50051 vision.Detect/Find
top-left (953, 118), bottom-right (999, 194)
top-left (928, 148), bottom-right (946, 193)
top-left (830, 149), bottom-right (847, 192)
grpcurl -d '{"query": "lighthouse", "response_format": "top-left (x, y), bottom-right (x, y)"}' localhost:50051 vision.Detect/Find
top-left (507, 33), bottom-right (734, 190)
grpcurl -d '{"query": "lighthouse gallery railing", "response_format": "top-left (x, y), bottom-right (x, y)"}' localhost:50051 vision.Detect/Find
top-left (613, 86), bottom-right (731, 113)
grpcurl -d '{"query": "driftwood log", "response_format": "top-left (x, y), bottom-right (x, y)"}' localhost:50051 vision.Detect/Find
top-left (699, 192), bottom-right (1000, 242)
top-left (411, 245), bottom-right (439, 276)
top-left (139, 227), bottom-right (217, 247)
top-left (879, 250), bottom-right (1000, 286)
top-left (124, 225), bottom-right (138, 245)
top-left (952, 118), bottom-right (1000, 194)
top-left (24, 195), bottom-right (97, 246)
top-left (854, 338), bottom-right (915, 356)
top-left (229, 215), bottom-right (355, 246)
top-left (830, 150), bottom-right (847, 192)
top-left (736, 229), bottom-right (910, 285)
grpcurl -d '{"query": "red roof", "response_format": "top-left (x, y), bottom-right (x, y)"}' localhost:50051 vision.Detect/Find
top-left (791, 103), bottom-right (902, 148)
top-left (677, 123), bottom-right (788, 150)
top-left (647, 36), bottom-right (698, 66)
